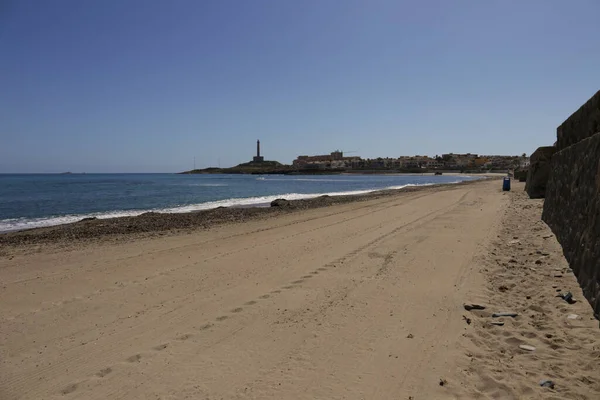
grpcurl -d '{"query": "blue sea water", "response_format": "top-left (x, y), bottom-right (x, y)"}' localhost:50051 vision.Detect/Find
top-left (0, 173), bottom-right (478, 232)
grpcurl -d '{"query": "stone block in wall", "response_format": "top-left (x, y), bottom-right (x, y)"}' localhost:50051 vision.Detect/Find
top-left (542, 132), bottom-right (600, 318)
top-left (514, 169), bottom-right (527, 182)
top-left (557, 90), bottom-right (600, 151)
top-left (525, 146), bottom-right (556, 198)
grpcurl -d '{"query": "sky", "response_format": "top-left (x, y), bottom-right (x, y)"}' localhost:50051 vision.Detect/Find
top-left (1, 0), bottom-right (599, 173)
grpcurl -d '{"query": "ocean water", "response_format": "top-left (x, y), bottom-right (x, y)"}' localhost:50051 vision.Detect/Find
top-left (0, 173), bottom-right (478, 232)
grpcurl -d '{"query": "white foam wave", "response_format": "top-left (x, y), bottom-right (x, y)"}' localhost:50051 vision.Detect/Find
top-left (0, 181), bottom-right (467, 233)
top-left (186, 183), bottom-right (229, 187)
top-left (260, 178), bottom-right (355, 182)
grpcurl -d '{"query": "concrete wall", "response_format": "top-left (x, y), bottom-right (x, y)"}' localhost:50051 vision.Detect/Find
top-left (542, 90), bottom-right (600, 318)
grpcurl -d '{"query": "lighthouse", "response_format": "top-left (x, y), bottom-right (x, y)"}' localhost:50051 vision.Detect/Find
top-left (253, 139), bottom-right (264, 163)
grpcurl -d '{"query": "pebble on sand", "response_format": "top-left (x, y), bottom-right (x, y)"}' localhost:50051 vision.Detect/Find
top-left (519, 344), bottom-right (536, 351)
top-left (463, 304), bottom-right (486, 311)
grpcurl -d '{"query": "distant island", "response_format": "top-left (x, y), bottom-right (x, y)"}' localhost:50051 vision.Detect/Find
top-left (180, 140), bottom-right (341, 175)
top-left (179, 161), bottom-right (480, 176)
top-left (180, 141), bottom-right (529, 175)
top-left (180, 160), bottom-right (296, 175)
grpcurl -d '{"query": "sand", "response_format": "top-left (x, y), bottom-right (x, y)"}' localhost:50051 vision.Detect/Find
top-left (0, 179), bottom-right (597, 399)
top-left (449, 185), bottom-right (600, 399)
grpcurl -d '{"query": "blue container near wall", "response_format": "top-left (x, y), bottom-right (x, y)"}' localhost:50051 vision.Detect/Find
top-left (502, 177), bottom-right (511, 191)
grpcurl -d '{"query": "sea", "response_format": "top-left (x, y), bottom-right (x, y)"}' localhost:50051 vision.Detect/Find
top-left (0, 173), bottom-right (479, 233)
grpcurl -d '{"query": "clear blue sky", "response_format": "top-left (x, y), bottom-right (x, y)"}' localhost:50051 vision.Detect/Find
top-left (1, 0), bottom-right (599, 173)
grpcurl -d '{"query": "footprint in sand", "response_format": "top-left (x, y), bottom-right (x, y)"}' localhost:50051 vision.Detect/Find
top-left (153, 344), bottom-right (168, 351)
top-left (96, 367), bottom-right (112, 377)
top-left (504, 337), bottom-right (524, 346)
top-left (259, 294), bottom-right (270, 299)
top-left (216, 315), bottom-right (228, 321)
top-left (519, 331), bottom-right (538, 339)
top-left (127, 354), bottom-right (141, 363)
top-left (549, 343), bottom-right (563, 351)
top-left (231, 307), bottom-right (243, 313)
top-left (61, 383), bottom-right (78, 395)
top-left (245, 300), bottom-right (257, 305)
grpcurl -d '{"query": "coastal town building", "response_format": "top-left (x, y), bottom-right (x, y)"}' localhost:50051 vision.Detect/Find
top-left (292, 150), bottom-right (528, 171)
top-left (293, 151), bottom-right (360, 169)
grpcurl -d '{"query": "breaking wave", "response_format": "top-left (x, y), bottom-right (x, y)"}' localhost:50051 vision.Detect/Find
top-left (0, 181), bottom-right (466, 233)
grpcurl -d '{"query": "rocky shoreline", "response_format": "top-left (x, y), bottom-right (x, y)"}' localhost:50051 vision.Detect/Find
top-left (0, 178), bottom-right (491, 248)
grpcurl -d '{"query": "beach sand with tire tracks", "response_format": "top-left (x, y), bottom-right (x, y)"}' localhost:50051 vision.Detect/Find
top-left (0, 179), bottom-right (597, 399)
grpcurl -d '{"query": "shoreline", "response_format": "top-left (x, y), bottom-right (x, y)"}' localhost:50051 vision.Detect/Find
top-left (0, 175), bottom-right (492, 235)
top-left (0, 177), bottom-right (495, 248)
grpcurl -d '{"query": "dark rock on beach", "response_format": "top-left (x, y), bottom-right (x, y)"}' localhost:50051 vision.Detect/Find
top-left (270, 199), bottom-right (290, 207)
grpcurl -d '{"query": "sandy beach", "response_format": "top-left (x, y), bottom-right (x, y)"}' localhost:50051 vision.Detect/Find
top-left (1, 178), bottom-right (598, 400)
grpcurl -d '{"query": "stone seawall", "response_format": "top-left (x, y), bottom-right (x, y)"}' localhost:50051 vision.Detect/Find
top-left (525, 146), bottom-right (556, 198)
top-left (543, 90), bottom-right (600, 318)
top-left (556, 90), bottom-right (600, 151)
top-left (542, 134), bottom-right (600, 317)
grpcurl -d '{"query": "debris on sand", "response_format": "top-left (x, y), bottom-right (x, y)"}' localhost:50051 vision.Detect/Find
top-left (539, 379), bottom-right (555, 389)
top-left (463, 304), bottom-right (486, 311)
top-left (557, 292), bottom-right (576, 304)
